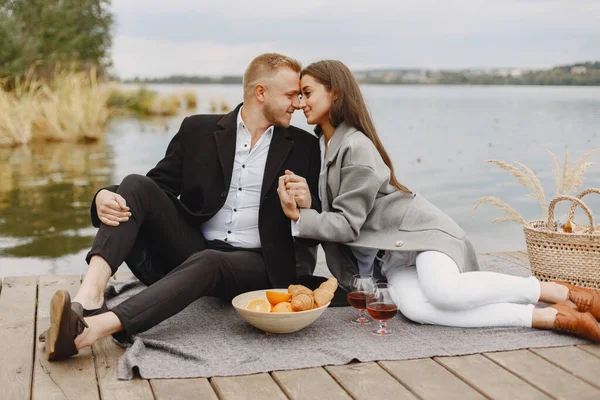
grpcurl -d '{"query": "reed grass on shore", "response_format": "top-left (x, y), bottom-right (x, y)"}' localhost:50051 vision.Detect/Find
top-left (0, 69), bottom-right (111, 146)
top-left (1, 70), bottom-right (230, 147)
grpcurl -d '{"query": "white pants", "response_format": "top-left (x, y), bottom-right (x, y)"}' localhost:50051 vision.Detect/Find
top-left (382, 251), bottom-right (541, 328)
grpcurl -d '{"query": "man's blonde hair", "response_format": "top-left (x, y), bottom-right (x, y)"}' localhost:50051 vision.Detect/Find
top-left (243, 53), bottom-right (301, 99)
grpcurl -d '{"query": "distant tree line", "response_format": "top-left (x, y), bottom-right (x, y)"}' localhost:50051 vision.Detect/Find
top-left (134, 62), bottom-right (600, 86)
top-left (0, 0), bottom-right (113, 84)
top-left (128, 75), bottom-right (243, 84)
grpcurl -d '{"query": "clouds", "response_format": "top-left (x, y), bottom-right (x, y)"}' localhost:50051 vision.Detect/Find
top-left (109, 0), bottom-right (600, 78)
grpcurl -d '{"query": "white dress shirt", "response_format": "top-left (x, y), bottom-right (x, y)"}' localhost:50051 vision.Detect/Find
top-left (201, 108), bottom-right (273, 248)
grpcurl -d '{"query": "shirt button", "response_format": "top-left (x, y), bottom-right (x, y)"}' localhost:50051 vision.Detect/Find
top-left (234, 209), bottom-right (237, 212)
top-left (395, 240), bottom-right (404, 247)
top-left (238, 188), bottom-right (242, 191)
top-left (224, 238), bottom-right (228, 242)
top-left (244, 144), bottom-right (248, 147)
top-left (227, 230), bottom-right (231, 234)
top-left (242, 164), bottom-right (245, 168)
top-left (220, 191), bottom-right (227, 197)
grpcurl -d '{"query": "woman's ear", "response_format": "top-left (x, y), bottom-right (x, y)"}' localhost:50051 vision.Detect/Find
top-left (332, 88), bottom-right (340, 102)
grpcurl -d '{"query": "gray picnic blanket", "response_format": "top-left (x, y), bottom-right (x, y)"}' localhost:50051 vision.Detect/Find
top-left (105, 253), bottom-right (588, 379)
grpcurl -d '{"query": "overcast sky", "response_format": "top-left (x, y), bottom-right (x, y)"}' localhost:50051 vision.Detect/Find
top-left (109, 0), bottom-right (600, 79)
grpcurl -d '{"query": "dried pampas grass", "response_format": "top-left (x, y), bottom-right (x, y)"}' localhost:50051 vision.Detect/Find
top-left (486, 160), bottom-right (547, 221)
top-left (472, 196), bottom-right (527, 225)
top-left (549, 149), bottom-right (599, 196)
top-left (475, 149), bottom-right (599, 226)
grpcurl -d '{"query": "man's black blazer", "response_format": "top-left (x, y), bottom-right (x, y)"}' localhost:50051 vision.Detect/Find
top-left (92, 103), bottom-right (321, 288)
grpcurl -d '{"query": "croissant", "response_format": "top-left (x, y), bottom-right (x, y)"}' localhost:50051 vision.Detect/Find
top-left (313, 288), bottom-right (334, 308)
top-left (288, 284), bottom-right (313, 297)
top-left (291, 293), bottom-right (314, 311)
top-left (319, 277), bottom-right (338, 294)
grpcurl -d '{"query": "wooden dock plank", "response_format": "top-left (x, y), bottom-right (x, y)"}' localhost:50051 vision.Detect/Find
top-left (577, 344), bottom-right (600, 358)
top-left (93, 271), bottom-right (155, 400)
top-left (271, 367), bottom-right (352, 400)
top-left (211, 373), bottom-right (288, 400)
top-left (379, 358), bottom-right (485, 400)
top-left (498, 251), bottom-right (531, 265)
top-left (93, 336), bottom-right (155, 400)
top-left (32, 275), bottom-right (100, 400)
top-left (150, 378), bottom-right (219, 400)
top-left (436, 354), bottom-right (549, 400)
top-left (531, 346), bottom-right (600, 389)
top-left (485, 349), bottom-right (600, 400)
top-left (0, 276), bottom-right (37, 400)
top-left (325, 362), bottom-right (417, 400)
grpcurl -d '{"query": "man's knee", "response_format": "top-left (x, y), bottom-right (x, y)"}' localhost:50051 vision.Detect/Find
top-left (120, 174), bottom-right (156, 193)
top-left (182, 250), bottom-right (227, 276)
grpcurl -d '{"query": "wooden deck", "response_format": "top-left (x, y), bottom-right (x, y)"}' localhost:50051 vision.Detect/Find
top-left (1, 251), bottom-right (599, 400)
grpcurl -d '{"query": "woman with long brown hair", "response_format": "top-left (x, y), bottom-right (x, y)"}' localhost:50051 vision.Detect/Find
top-left (277, 59), bottom-right (600, 342)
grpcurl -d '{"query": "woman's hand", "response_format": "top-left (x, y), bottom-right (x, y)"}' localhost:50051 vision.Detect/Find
top-left (277, 176), bottom-right (300, 221)
top-left (283, 170), bottom-right (312, 209)
top-left (96, 189), bottom-right (131, 226)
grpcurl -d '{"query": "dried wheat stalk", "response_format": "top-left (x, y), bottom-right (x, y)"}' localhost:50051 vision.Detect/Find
top-left (472, 196), bottom-right (527, 225)
top-left (487, 160), bottom-right (547, 220)
top-left (563, 149), bottom-right (599, 195)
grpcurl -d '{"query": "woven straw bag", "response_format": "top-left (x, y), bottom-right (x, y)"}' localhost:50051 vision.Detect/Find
top-left (523, 188), bottom-right (600, 289)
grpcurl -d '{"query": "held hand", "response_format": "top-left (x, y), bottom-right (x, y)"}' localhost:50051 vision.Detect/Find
top-left (277, 176), bottom-right (300, 221)
top-left (95, 189), bottom-right (131, 226)
top-left (284, 170), bottom-right (312, 209)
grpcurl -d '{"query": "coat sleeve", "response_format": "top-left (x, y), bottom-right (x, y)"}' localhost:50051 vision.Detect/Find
top-left (297, 162), bottom-right (383, 243)
top-left (295, 136), bottom-right (322, 247)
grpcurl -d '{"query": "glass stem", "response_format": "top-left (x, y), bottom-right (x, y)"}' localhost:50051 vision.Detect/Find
top-left (380, 320), bottom-right (386, 332)
top-left (359, 309), bottom-right (367, 321)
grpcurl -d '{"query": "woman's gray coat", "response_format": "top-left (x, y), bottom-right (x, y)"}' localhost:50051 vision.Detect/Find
top-left (296, 122), bottom-right (480, 289)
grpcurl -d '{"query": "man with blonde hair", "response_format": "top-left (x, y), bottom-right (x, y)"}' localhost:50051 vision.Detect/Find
top-left (42, 53), bottom-right (321, 361)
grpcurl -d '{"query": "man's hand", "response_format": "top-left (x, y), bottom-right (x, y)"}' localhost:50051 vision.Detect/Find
top-left (277, 176), bottom-right (300, 221)
top-left (283, 170), bottom-right (311, 209)
top-left (95, 189), bottom-right (131, 227)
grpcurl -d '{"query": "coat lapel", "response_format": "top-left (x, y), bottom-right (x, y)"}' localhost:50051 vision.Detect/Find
top-left (214, 104), bottom-right (241, 187)
top-left (261, 126), bottom-right (294, 203)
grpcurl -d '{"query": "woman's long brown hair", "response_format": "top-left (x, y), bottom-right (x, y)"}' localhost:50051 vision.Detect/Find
top-left (301, 60), bottom-right (411, 193)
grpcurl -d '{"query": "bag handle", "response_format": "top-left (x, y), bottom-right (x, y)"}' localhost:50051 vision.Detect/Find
top-left (568, 188), bottom-right (600, 223)
top-left (547, 195), bottom-right (596, 234)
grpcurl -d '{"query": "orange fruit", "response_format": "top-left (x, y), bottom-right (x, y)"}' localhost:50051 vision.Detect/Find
top-left (266, 290), bottom-right (292, 305)
top-left (272, 302), bottom-right (292, 313)
top-left (245, 298), bottom-right (271, 312)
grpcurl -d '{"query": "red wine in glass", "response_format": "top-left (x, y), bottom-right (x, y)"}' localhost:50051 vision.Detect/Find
top-left (366, 283), bottom-right (398, 335)
top-left (348, 274), bottom-right (375, 324)
top-left (367, 302), bottom-right (398, 321)
top-left (347, 291), bottom-right (369, 310)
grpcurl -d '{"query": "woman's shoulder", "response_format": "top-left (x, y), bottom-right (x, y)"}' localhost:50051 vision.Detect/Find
top-left (340, 129), bottom-right (387, 169)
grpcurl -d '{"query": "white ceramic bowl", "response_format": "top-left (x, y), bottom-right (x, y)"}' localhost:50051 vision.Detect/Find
top-left (232, 288), bottom-right (330, 334)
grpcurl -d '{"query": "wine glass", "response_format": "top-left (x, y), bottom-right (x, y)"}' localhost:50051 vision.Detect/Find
top-left (347, 274), bottom-right (376, 324)
top-left (366, 283), bottom-right (399, 335)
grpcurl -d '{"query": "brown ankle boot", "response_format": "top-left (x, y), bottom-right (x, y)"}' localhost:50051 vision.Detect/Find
top-left (553, 281), bottom-right (600, 320)
top-left (550, 301), bottom-right (600, 343)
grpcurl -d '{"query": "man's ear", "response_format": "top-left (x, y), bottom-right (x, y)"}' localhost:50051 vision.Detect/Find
top-left (254, 84), bottom-right (266, 102)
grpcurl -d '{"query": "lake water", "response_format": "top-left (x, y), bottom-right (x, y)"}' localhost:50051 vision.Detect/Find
top-left (1, 84), bottom-right (599, 276)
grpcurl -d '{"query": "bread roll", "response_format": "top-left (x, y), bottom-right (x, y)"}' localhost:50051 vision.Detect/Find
top-left (291, 293), bottom-right (314, 311)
